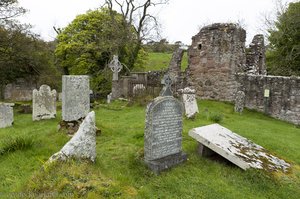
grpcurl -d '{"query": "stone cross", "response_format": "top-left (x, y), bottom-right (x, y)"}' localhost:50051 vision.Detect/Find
top-left (160, 74), bottom-right (173, 96)
top-left (109, 55), bottom-right (123, 81)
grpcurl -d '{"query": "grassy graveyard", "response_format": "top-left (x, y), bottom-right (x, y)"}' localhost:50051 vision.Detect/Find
top-left (0, 100), bottom-right (299, 198)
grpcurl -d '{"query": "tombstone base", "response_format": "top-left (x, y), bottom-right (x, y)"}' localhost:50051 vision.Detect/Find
top-left (145, 152), bottom-right (187, 174)
top-left (197, 143), bottom-right (215, 157)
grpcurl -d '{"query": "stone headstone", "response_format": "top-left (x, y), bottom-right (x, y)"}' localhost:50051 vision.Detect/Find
top-left (109, 55), bottom-right (123, 81)
top-left (107, 93), bottom-right (112, 104)
top-left (189, 124), bottom-right (290, 172)
top-left (62, 75), bottom-right (90, 122)
top-left (160, 74), bottom-right (173, 96)
top-left (234, 91), bottom-right (245, 113)
top-left (179, 87), bottom-right (199, 118)
top-left (49, 111), bottom-right (97, 162)
top-left (144, 95), bottom-right (187, 173)
top-left (109, 55), bottom-right (123, 100)
top-left (32, 85), bottom-right (57, 121)
top-left (133, 84), bottom-right (146, 96)
top-left (0, 103), bottom-right (14, 128)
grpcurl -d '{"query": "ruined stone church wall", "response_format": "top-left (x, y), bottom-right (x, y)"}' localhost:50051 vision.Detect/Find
top-left (237, 74), bottom-right (300, 125)
top-left (186, 23), bottom-right (246, 102)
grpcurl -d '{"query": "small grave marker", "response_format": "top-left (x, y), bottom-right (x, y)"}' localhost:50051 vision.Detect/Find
top-left (0, 103), bottom-right (14, 128)
top-left (32, 85), bottom-right (57, 121)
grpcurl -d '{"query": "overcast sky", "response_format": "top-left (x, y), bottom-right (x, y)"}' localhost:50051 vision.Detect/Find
top-left (17, 0), bottom-right (296, 45)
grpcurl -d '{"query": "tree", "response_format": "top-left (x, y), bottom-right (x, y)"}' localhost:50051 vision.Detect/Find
top-left (55, 8), bottom-right (136, 96)
top-left (266, 1), bottom-right (300, 76)
top-left (0, 0), bottom-right (25, 25)
top-left (0, 24), bottom-right (60, 97)
top-left (103, 0), bottom-right (169, 68)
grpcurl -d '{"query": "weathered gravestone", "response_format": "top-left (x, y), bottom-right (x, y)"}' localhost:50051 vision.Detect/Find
top-left (234, 91), bottom-right (245, 113)
top-left (144, 75), bottom-right (187, 173)
top-left (32, 85), bottom-right (57, 121)
top-left (49, 111), bottom-right (97, 163)
top-left (62, 75), bottom-right (90, 122)
top-left (0, 103), bottom-right (14, 128)
top-left (179, 87), bottom-right (199, 118)
top-left (109, 55), bottom-right (123, 100)
top-left (189, 124), bottom-right (290, 172)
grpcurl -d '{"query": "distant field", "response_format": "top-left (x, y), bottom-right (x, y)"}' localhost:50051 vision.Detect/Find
top-left (135, 52), bottom-right (188, 72)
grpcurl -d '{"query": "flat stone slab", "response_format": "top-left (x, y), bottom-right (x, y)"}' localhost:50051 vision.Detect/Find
top-left (188, 124), bottom-right (290, 172)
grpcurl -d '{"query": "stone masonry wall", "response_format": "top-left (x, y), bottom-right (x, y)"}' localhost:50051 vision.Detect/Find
top-left (245, 34), bottom-right (267, 75)
top-left (4, 78), bottom-right (37, 101)
top-left (237, 74), bottom-right (300, 125)
top-left (187, 23), bottom-right (246, 102)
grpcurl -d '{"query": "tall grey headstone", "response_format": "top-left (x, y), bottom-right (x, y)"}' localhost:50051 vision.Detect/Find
top-left (0, 103), bottom-right (14, 128)
top-left (62, 75), bottom-right (90, 122)
top-left (109, 55), bottom-right (123, 100)
top-left (32, 85), bottom-right (57, 121)
top-left (234, 91), bottom-right (245, 113)
top-left (144, 78), bottom-right (187, 173)
top-left (180, 87), bottom-right (199, 118)
top-left (109, 55), bottom-right (123, 81)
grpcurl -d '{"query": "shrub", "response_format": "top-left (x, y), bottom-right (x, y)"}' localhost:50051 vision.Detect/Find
top-left (0, 135), bottom-right (34, 156)
top-left (209, 113), bottom-right (224, 123)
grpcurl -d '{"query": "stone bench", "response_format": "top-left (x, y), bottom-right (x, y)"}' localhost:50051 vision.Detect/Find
top-left (188, 124), bottom-right (290, 172)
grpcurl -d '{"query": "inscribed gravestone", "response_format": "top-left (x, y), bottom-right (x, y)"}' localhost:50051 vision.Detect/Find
top-left (144, 74), bottom-right (187, 173)
top-left (32, 85), bottom-right (57, 121)
top-left (0, 103), bottom-right (14, 128)
top-left (62, 75), bottom-right (90, 121)
top-left (180, 87), bottom-right (199, 118)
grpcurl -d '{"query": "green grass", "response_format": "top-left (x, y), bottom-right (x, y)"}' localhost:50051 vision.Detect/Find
top-left (0, 100), bottom-right (299, 198)
top-left (140, 52), bottom-right (188, 71)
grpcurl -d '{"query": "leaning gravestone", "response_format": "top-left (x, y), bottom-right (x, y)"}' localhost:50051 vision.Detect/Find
top-left (62, 75), bottom-right (90, 122)
top-left (0, 103), bottom-right (14, 128)
top-left (179, 87), bottom-right (199, 118)
top-left (32, 85), bottom-right (57, 121)
top-left (189, 124), bottom-right (290, 172)
top-left (49, 111), bottom-right (97, 163)
top-left (144, 74), bottom-right (187, 173)
top-left (234, 91), bottom-right (245, 113)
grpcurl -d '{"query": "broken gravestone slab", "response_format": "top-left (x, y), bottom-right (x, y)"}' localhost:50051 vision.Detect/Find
top-left (179, 87), bottom-right (199, 118)
top-left (49, 111), bottom-right (97, 162)
top-left (0, 103), bottom-right (14, 128)
top-left (32, 85), bottom-right (57, 121)
top-left (62, 75), bottom-right (90, 122)
top-left (188, 124), bottom-right (290, 172)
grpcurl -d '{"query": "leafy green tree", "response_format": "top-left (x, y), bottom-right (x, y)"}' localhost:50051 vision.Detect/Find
top-left (267, 1), bottom-right (300, 76)
top-left (0, 25), bottom-right (60, 90)
top-left (0, 1), bottom-right (60, 98)
top-left (55, 8), bottom-right (137, 96)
